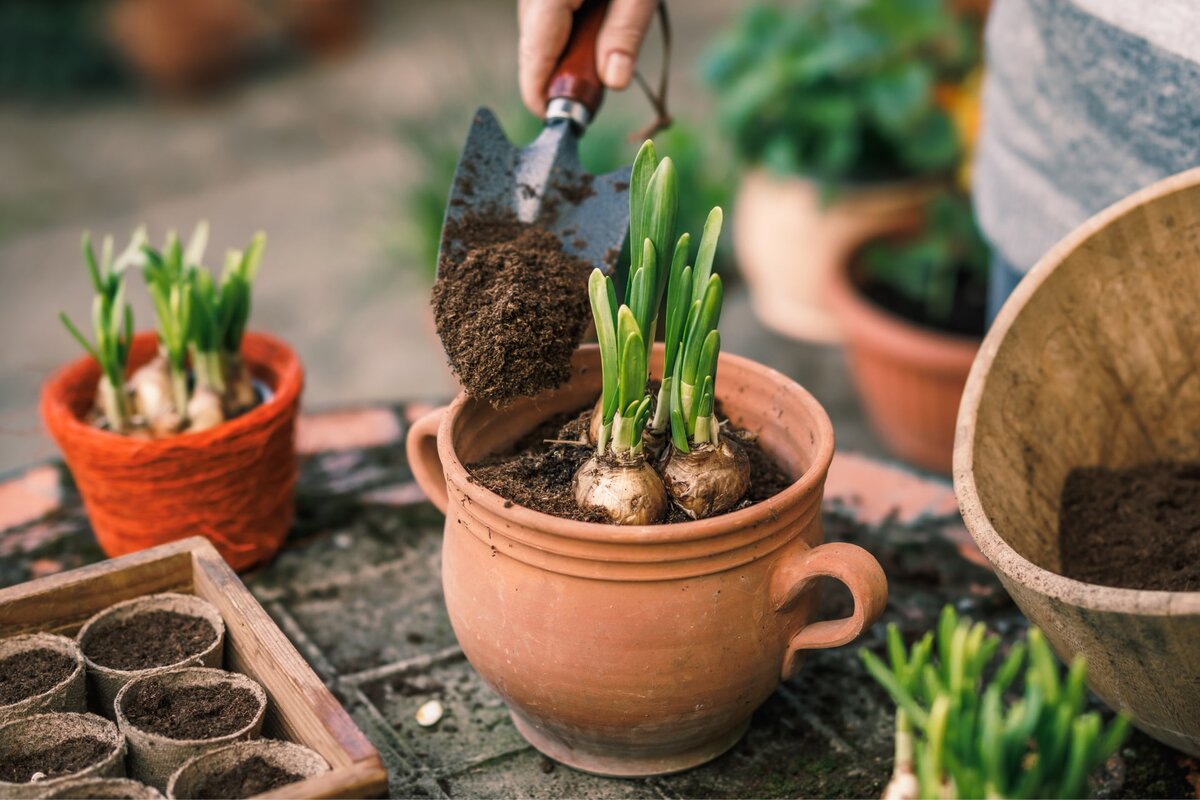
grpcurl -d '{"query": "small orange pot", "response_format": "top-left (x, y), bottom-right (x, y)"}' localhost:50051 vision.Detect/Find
top-left (827, 260), bottom-right (979, 474)
top-left (41, 331), bottom-right (303, 571)
top-left (407, 345), bottom-right (888, 777)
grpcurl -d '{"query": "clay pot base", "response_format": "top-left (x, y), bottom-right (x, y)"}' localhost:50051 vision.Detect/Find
top-left (510, 709), bottom-right (750, 778)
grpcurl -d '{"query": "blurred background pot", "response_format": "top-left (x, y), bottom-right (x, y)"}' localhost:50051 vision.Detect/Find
top-left (41, 331), bottom-right (303, 571)
top-left (955, 167), bottom-right (1200, 756)
top-left (407, 345), bottom-right (888, 777)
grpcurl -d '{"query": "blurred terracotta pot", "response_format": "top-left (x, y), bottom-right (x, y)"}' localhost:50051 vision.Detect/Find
top-left (956, 167), bottom-right (1200, 756)
top-left (733, 169), bottom-right (936, 343)
top-left (826, 258), bottom-right (978, 474)
top-left (407, 345), bottom-right (888, 777)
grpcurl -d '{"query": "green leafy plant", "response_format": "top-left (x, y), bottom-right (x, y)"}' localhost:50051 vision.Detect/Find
top-left (860, 189), bottom-right (988, 331)
top-left (703, 0), bottom-right (976, 183)
top-left (59, 230), bottom-right (143, 433)
top-left (861, 606), bottom-right (1130, 800)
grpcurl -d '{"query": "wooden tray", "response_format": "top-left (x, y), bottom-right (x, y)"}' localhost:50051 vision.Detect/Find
top-left (0, 537), bottom-right (388, 799)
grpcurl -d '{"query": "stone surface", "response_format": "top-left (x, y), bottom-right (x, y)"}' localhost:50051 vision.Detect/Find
top-left (0, 402), bottom-right (1192, 798)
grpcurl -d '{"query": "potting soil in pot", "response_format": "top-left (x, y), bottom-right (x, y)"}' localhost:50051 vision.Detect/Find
top-left (0, 737), bottom-right (112, 783)
top-left (468, 402), bottom-right (793, 523)
top-left (192, 756), bottom-right (303, 799)
top-left (122, 680), bottom-right (259, 740)
top-left (84, 611), bottom-right (216, 671)
top-left (432, 210), bottom-right (591, 407)
top-left (0, 649), bottom-right (76, 705)
top-left (1059, 460), bottom-right (1200, 591)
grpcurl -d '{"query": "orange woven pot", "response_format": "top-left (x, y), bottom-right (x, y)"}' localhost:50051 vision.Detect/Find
top-left (41, 331), bottom-right (303, 570)
top-left (827, 260), bottom-right (978, 474)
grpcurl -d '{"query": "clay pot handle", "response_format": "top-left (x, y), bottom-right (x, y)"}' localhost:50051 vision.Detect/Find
top-left (406, 406), bottom-right (449, 515)
top-left (771, 542), bottom-right (889, 680)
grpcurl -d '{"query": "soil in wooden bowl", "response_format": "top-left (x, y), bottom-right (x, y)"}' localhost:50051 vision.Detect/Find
top-left (83, 611), bottom-right (217, 671)
top-left (0, 649), bottom-right (77, 705)
top-left (192, 756), bottom-right (303, 799)
top-left (121, 679), bottom-right (259, 740)
top-left (0, 737), bottom-right (112, 783)
top-left (1059, 460), bottom-right (1200, 591)
top-left (432, 208), bottom-right (591, 407)
top-left (468, 402), bottom-right (793, 524)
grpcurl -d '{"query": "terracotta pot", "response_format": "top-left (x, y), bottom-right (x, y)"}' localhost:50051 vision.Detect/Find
top-left (41, 332), bottom-right (303, 571)
top-left (955, 167), bottom-right (1200, 756)
top-left (827, 259), bottom-right (978, 474)
top-left (732, 169), bottom-right (936, 343)
top-left (406, 345), bottom-right (888, 777)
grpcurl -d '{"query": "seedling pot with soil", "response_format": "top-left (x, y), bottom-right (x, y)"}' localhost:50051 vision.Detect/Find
top-left (955, 167), bottom-right (1200, 757)
top-left (0, 634), bottom-right (85, 726)
top-left (77, 593), bottom-right (225, 716)
top-left (0, 713), bottom-right (126, 800)
top-left (408, 344), bottom-right (888, 776)
top-left (114, 668), bottom-right (266, 792)
top-left (37, 777), bottom-right (163, 799)
top-left (166, 739), bottom-right (329, 800)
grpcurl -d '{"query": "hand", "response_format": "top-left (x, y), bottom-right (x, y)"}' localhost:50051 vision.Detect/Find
top-left (518, 0), bottom-right (658, 116)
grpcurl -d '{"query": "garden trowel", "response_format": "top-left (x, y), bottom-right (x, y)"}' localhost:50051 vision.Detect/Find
top-left (439, 0), bottom-right (630, 277)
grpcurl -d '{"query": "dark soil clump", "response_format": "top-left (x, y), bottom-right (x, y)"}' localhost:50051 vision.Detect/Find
top-left (1060, 460), bottom-right (1200, 591)
top-left (433, 211), bottom-right (591, 407)
top-left (193, 756), bottom-right (303, 799)
top-left (84, 611), bottom-right (216, 671)
top-left (122, 681), bottom-right (259, 740)
top-left (468, 399), bottom-right (794, 524)
top-left (0, 649), bottom-right (76, 705)
top-left (0, 737), bottom-right (111, 783)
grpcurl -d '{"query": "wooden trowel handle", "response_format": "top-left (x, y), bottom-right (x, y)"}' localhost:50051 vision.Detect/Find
top-left (546, 0), bottom-right (610, 120)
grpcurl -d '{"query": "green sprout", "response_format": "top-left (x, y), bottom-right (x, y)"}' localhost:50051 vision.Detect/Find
top-left (861, 606), bottom-right (1130, 800)
top-left (59, 230), bottom-right (143, 433)
top-left (141, 228), bottom-right (197, 418)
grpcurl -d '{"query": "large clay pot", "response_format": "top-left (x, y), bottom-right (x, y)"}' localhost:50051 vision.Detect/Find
top-left (407, 345), bottom-right (888, 777)
top-left (827, 259), bottom-right (979, 474)
top-left (733, 169), bottom-right (935, 343)
top-left (955, 167), bottom-right (1200, 756)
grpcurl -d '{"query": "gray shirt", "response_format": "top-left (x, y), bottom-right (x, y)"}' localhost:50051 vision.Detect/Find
top-left (973, 0), bottom-right (1200, 273)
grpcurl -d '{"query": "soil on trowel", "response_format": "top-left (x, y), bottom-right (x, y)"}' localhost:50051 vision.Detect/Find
top-left (1059, 460), bottom-right (1200, 591)
top-left (83, 611), bottom-right (216, 671)
top-left (0, 649), bottom-right (76, 705)
top-left (193, 756), bottom-right (304, 799)
top-left (432, 210), bottom-right (591, 407)
top-left (468, 400), bottom-right (794, 524)
top-left (122, 680), bottom-right (258, 740)
top-left (0, 737), bottom-right (111, 783)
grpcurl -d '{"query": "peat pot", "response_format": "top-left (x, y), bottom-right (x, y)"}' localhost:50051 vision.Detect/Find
top-left (408, 345), bottom-right (888, 777)
top-left (732, 169), bottom-right (935, 343)
top-left (828, 257), bottom-right (979, 474)
top-left (955, 167), bottom-right (1200, 756)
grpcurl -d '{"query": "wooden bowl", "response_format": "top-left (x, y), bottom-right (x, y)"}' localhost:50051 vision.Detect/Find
top-left (955, 168), bottom-right (1200, 756)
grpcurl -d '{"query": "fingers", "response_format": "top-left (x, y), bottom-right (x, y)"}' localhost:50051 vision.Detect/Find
top-left (518, 0), bottom-right (583, 116)
top-left (595, 0), bottom-right (657, 90)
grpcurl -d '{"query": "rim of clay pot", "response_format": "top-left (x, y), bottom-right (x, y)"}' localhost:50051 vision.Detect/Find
top-left (437, 346), bottom-right (836, 544)
top-left (0, 712), bottom-right (126, 792)
top-left (114, 668), bottom-right (267, 747)
top-left (955, 166), bottom-right (1200, 614)
top-left (77, 594), bottom-right (225, 679)
top-left (0, 633), bottom-right (85, 716)
top-left (827, 251), bottom-right (980, 370)
top-left (165, 739), bottom-right (329, 800)
top-left (41, 330), bottom-right (302, 450)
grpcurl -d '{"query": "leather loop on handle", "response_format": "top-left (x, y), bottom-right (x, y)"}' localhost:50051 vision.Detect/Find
top-left (771, 542), bottom-right (889, 680)
top-left (546, 0), bottom-right (610, 118)
top-left (406, 406), bottom-right (449, 515)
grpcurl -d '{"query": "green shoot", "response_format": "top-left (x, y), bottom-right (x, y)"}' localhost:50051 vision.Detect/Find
top-left (217, 233), bottom-right (265, 358)
top-left (589, 258), bottom-right (654, 456)
top-left (861, 606), bottom-right (1129, 800)
top-left (59, 230), bottom-right (144, 432)
top-left (142, 230), bottom-right (195, 416)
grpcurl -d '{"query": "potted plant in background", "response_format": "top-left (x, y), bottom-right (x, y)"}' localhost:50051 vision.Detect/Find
top-left (703, 0), bottom-right (977, 343)
top-left (41, 223), bottom-right (303, 570)
top-left (828, 189), bottom-right (987, 473)
top-left (408, 141), bottom-right (888, 776)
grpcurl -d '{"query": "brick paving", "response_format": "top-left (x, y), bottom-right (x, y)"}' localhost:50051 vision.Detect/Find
top-left (0, 405), bottom-right (1193, 798)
